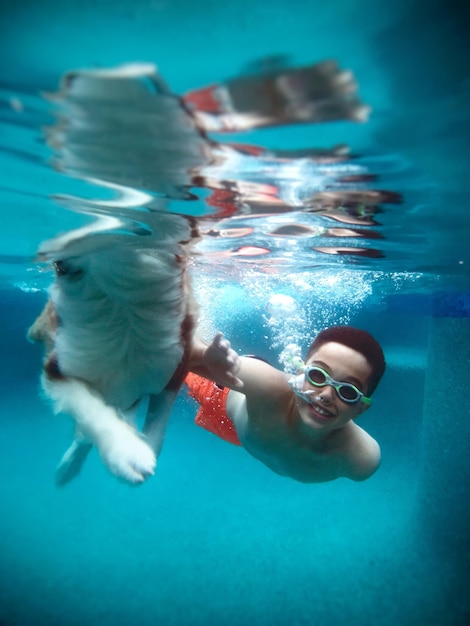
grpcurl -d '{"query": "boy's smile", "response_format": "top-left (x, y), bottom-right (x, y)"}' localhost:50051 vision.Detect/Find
top-left (297, 341), bottom-right (372, 432)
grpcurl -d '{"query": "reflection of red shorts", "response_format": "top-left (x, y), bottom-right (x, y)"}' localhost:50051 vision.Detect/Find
top-left (206, 189), bottom-right (238, 218)
top-left (185, 373), bottom-right (241, 446)
top-left (183, 85), bottom-right (224, 114)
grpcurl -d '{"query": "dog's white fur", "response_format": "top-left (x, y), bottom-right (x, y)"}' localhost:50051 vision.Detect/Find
top-left (29, 213), bottom-right (198, 485)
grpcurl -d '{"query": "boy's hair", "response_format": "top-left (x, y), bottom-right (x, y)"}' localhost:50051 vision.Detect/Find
top-left (305, 326), bottom-right (386, 395)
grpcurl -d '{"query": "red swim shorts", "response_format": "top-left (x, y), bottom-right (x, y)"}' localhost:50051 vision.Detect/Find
top-left (185, 372), bottom-right (241, 446)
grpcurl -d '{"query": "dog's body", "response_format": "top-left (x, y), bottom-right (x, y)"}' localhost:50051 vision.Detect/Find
top-left (29, 214), bottom-right (198, 485)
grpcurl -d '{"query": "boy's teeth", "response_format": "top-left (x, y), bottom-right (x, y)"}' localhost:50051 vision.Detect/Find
top-left (312, 404), bottom-right (332, 417)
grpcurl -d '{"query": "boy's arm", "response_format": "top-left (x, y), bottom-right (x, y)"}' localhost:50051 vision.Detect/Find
top-left (189, 333), bottom-right (244, 389)
top-left (346, 431), bottom-right (381, 481)
top-left (189, 332), bottom-right (291, 401)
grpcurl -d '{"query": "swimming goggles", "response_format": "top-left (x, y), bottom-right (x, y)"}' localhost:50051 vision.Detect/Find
top-left (304, 366), bottom-right (371, 405)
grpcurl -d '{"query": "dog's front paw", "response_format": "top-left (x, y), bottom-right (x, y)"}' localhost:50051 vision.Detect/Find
top-left (99, 422), bottom-right (157, 485)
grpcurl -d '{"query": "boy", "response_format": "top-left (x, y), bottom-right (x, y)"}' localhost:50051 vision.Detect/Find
top-left (188, 326), bottom-right (385, 483)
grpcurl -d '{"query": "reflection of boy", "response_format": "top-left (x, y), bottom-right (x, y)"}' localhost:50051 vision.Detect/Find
top-left (188, 326), bottom-right (385, 483)
top-left (183, 60), bottom-right (370, 132)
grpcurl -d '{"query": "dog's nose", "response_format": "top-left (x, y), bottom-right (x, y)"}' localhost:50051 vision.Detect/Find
top-left (54, 259), bottom-right (83, 280)
top-left (54, 260), bottom-right (68, 276)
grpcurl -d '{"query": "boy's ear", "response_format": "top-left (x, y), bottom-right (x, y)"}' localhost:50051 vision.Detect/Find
top-left (354, 403), bottom-right (370, 419)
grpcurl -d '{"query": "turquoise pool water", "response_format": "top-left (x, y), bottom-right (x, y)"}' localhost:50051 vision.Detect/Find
top-left (1, 1), bottom-right (469, 625)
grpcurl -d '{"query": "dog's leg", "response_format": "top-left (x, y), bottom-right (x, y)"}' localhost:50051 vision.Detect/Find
top-left (142, 292), bottom-right (195, 454)
top-left (55, 436), bottom-right (93, 486)
top-left (142, 389), bottom-right (179, 456)
top-left (142, 306), bottom-right (193, 456)
top-left (43, 375), bottom-right (156, 484)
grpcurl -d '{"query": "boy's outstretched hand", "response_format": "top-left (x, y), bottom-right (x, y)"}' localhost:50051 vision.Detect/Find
top-left (203, 332), bottom-right (244, 390)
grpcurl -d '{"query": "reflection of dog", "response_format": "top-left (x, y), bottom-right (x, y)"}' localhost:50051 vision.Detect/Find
top-left (29, 214), bottom-right (198, 485)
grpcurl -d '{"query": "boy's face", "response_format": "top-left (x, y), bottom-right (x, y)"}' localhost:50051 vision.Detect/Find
top-left (297, 341), bottom-right (372, 432)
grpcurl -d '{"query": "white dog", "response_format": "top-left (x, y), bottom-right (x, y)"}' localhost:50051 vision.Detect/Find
top-left (29, 213), bottom-right (199, 485)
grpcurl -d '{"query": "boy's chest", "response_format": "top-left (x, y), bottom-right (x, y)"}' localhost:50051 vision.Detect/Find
top-left (244, 419), bottom-right (346, 483)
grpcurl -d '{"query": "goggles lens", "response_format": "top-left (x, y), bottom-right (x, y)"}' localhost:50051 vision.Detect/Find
top-left (305, 366), bottom-right (371, 405)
